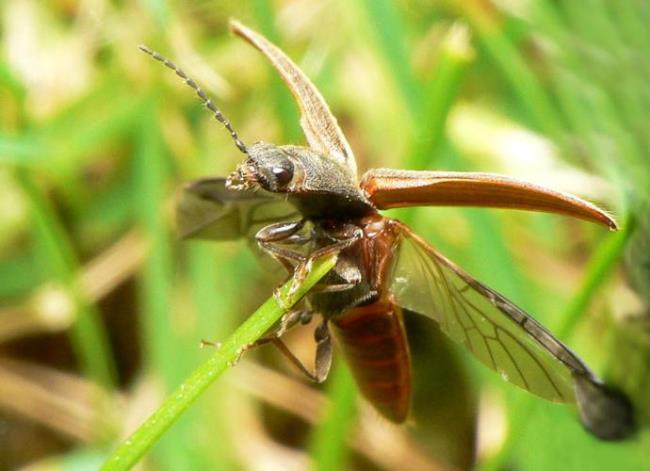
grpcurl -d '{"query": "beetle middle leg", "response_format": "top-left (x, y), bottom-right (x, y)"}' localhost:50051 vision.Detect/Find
top-left (287, 224), bottom-right (363, 297)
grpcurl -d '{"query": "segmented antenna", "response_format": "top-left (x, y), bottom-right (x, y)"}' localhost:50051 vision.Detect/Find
top-left (138, 45), bottom-right (248, 155)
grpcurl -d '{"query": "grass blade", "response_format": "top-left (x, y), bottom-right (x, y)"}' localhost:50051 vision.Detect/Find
top-left (406, 23), bottom-right (474, 169)
top-left (251, 0), bottom-right (303, 142)
top-left (456, 3), bottom-right (565, 140)
top-left (16, 169), bottom-right (117, 389)
top-left (101, 253), bottom-right (337, 471)
top-left (558, 212), bottom-right (635, 338)
top-left (360, 0), bottom-right (422, 117)
top-left (308, 364), bottom-right (357, 471)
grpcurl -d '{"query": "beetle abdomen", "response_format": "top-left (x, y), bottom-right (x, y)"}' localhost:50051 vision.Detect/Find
top-left (333, 298), bottom-right (411, 422)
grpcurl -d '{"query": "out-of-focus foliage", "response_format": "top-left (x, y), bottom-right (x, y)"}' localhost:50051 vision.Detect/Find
top-left (0, 0), bottom-right (648, 470)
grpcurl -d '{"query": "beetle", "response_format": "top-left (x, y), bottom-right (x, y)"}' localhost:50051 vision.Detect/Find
top-left (140, 19), bottom-right (634, 440)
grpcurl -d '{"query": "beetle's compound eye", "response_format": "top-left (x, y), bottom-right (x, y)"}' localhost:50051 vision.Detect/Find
top-left (271, 160), bottom-right (294, 188)
top-left (244, 142), bottom-right (295, 192)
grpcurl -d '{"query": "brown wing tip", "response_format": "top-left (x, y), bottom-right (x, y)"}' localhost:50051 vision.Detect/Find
top-left (605, 214), bottom-right (619, 231)
top-left (229, 19), bottom-right (261, 50)
top-left (591, 207), bottom-right (619, 231)
top-left (229, 18), bottom-right (246, 36)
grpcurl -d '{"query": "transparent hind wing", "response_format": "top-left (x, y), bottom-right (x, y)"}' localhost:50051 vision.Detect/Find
top-left (177, 177), bottom-right (299, 241)
top-left (389, 221), bottom-right (596, 403)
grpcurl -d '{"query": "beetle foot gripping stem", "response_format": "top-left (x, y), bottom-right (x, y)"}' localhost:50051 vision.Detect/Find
top-left (199, 339), bottom-right (222, 349)
top-left (272, 259), bottom-right (316, 310)
top-left (273, 287), bottom-right (292, 311)
top-left (288, 259), bottom-right (314, 299)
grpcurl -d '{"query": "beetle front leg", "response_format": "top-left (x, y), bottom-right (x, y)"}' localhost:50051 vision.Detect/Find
top-left (256, 220), bottom-right (308, 273)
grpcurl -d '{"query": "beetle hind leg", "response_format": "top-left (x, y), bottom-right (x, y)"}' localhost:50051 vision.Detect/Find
top-left (236, 316), bottom-right (332, 383)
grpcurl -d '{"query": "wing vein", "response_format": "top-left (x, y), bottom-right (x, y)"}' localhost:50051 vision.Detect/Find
top-left (389, 221), bottom-right (580, 402)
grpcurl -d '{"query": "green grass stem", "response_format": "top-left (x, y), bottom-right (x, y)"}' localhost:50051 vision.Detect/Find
top-left (101, 254), bottom-right (337, 471)
top-left (251, 0), bottom-right (303, 142)
top-left (308, 364), bottom-right (358, 471)
top-left (558, 213), bottom-right (636, 339)
top-left (136, 96), bottom-right (194, 469)
top-left (16, 169), bottom-right (117, 389)
top-left (406, 23), bottom-right (474, 170)
top-left (135, 99), bottom-right (177, 386)
top-left (360, 0), bottom-right (422, 117)
top-left (457, 4), bottom-right (565, 141)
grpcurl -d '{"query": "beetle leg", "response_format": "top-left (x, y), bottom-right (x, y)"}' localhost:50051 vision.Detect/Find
top-left (283, 233), bottom-right (313, 245)
top-left (235, 315), bottom-right (331, 383)
top-left (314, 319), bottom-right (332, 383)
top-left (310, 283), bottom-right (357, 293)
top-left (232, 308), bottom-right (308, 360)
top-left (288, 225), bottom-right (363, 297)
top-left (308, 225), bottom-right (363, 262)
top-left (256, 220), bottom-right (308, 273)
top-left (254, 319), bottom-right (331, 383)
top-left (277, 308), bottom-right (312, 336)
top-left (256, 220), bottom-right (306, 242)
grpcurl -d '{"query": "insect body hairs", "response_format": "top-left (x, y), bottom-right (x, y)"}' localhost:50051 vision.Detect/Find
top-left (138, 45), bottom-right (248, 155)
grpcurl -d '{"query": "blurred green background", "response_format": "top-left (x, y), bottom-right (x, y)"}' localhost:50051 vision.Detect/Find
top-left (1, 0), bottom-right (649, 470)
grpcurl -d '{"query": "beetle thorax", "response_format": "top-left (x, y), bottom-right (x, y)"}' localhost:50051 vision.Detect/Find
top-left (229, 142), bottom-right (375, 220)
top-left (283, 144), bottom-right (375, 219)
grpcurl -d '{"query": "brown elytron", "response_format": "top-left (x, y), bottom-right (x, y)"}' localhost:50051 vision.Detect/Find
top-left (141, 19), bottom-right (634, 440)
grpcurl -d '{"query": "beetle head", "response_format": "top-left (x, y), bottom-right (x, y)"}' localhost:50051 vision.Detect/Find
top-left (227, 142), bottom-right (295, 193)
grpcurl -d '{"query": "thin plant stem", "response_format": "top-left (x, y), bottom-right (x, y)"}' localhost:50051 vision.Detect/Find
top-left (406, 23), bottom-right (474, 170)
top-left (360, 0), bottom-right (422, 117)
top-left (16, 169), bottom-right (117, 390)
top-left (457, 1), bottom-right (565, 141)
top-left (308, 364), bottom-right (358, 471)
top-left (558, 212), bottom-right (636, 339)
top-left (251, 0), bottom-right (302, 142)
top-left (101, 254), bottom-right (338, 471)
